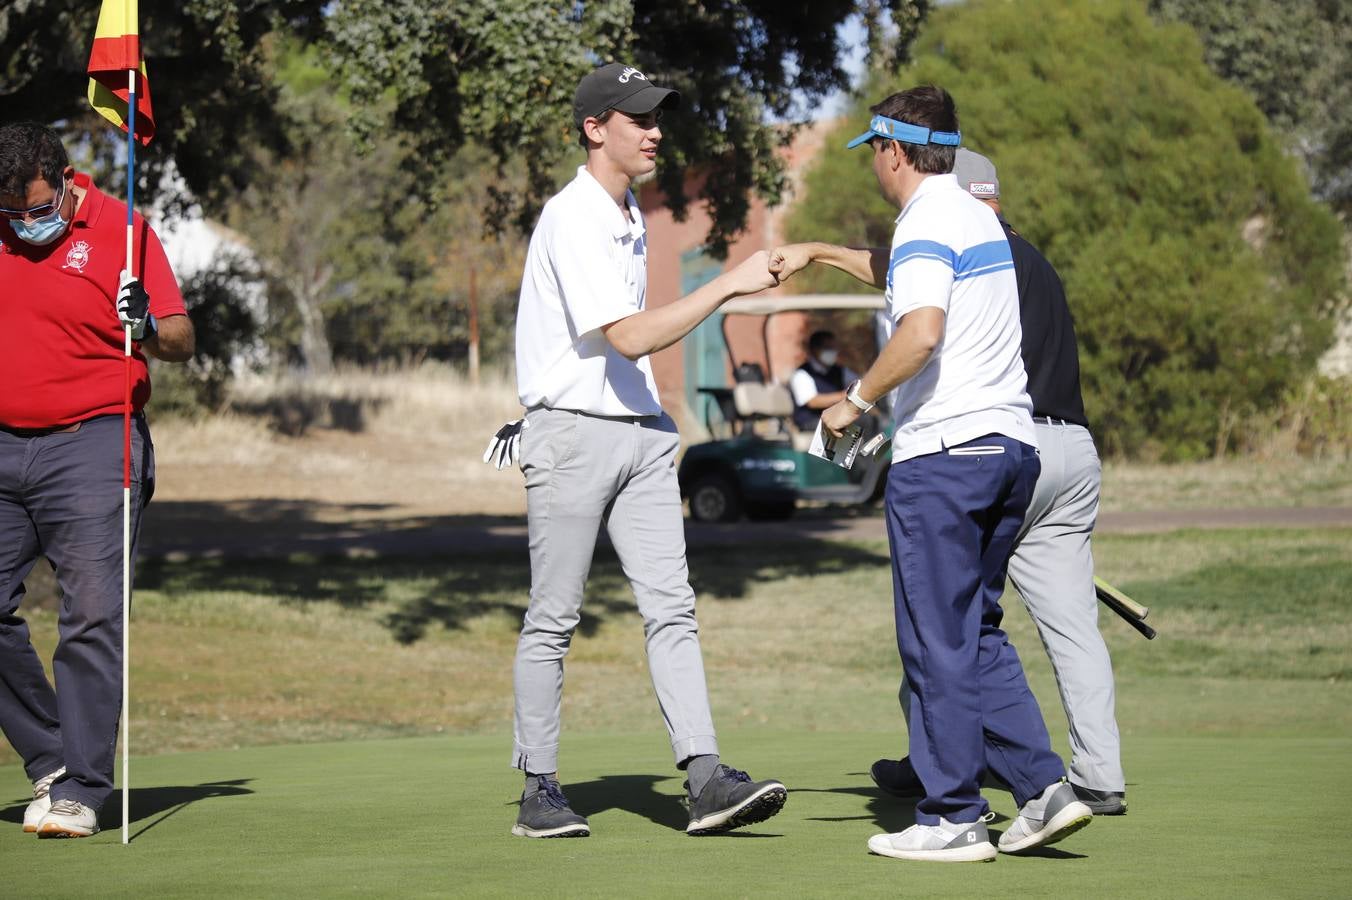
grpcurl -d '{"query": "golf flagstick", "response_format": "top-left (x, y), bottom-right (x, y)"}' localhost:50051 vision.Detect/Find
top-left (120, 67), bottom-right (137, 847)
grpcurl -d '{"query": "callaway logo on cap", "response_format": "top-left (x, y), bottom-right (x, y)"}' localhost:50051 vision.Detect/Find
top-left (574, 62), bottom-right (680, 128)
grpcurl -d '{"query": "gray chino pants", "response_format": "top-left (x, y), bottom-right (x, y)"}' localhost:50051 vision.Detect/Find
top-left (1005, 421), bottom-right (1124, 792)
top-left (0, 414), bottom-right (154, 811)
top-left (511, 408), bottom-right (718, 775)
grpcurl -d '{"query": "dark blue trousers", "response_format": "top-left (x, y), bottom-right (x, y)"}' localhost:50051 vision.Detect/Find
top-left (885, 434), bottom-right (1065, 825)
top-left (0, 414), bottom-right (153, 811)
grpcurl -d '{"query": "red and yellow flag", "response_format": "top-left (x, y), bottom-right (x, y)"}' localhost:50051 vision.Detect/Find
top-left (87, 0), bottom-right (154, 145)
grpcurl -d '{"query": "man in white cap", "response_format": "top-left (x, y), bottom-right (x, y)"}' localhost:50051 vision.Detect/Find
top-left (495, 62), bottom-right (787, 839)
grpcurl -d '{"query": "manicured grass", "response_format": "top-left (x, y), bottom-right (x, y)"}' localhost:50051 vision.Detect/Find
top-left (4, 528), bottom-right (1349, 765)
top-left (3, 729), bottom-right (1350, 898)
top-left (2, 527), bottom-right (1348, 895)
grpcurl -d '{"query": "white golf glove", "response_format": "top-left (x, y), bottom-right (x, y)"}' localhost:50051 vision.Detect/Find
top-left (117, 269), bottom-right (152, 340)
top-left (482, 418), bottom-right (528, 470)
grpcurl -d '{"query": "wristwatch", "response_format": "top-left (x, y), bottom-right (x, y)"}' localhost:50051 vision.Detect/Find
top-left (845, 380), bottom-right (875, 413)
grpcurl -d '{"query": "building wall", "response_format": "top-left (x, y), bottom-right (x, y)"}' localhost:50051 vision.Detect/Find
top-left (637, 120), bottom-right (841, 436)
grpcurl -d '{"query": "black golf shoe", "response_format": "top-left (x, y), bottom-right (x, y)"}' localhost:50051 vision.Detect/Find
top-left (1071, 783), bottom-right (1127, 815)
top-left (685, 765), bottom-right (787, 835)
top-left (511, 776), bottom-right (590, 838)
top-left (870, 756), bottom-right (924, 798)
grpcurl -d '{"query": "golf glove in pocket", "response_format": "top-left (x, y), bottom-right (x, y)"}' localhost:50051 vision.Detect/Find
top-left (483, 418), bottom-right (528, 470)
top-left (117, 269), bottom-right (152, 340)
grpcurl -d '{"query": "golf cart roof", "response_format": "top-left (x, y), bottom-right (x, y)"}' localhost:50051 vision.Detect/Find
top-left (721, 293), bottom-right (885, 316)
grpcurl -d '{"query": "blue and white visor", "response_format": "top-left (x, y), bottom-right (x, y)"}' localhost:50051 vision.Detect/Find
top-left (846, 114), bottom-right (962, 150)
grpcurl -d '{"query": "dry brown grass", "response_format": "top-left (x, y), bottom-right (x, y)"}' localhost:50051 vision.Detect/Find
top-left (144, 365), bottom-right (1352, 520)
top-left (151, 365), bottom-right (528, 518)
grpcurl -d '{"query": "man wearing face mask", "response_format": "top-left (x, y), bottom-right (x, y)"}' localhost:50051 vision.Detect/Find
top-left (0, 122), bottom-right (194, 838)
top-left (788, 330), bottom-right (860, 432)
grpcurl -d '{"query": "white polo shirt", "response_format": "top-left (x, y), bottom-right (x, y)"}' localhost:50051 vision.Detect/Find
top-left (515, 166), bottom-right (663, 417)
top-left (883, 173), bottom-right (1036, 462)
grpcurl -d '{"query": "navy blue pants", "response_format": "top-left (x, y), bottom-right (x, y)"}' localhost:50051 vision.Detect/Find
top-left (885, 434), bottom-right (1065, 825)
top-left (0, 414), bottom-right (153, 811)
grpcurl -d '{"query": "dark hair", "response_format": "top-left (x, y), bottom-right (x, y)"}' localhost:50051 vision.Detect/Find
top-left (0, 122), bottom-right (69, 200)
top-left (808, 330), bottom-right (836, 352)
top-left (577, 108), bottom-right (617, 149)
top-left (869, 85), bottom-right (959, 175)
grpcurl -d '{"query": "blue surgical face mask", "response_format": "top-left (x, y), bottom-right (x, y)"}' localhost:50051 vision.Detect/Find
top-left (11, 182), bottom-right (70, 246)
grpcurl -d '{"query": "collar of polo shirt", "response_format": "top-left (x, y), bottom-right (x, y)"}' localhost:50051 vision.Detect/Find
top-left (846, 114), bottom-right (962, 150)
top-left (575, 166), bottom-right (644, 242)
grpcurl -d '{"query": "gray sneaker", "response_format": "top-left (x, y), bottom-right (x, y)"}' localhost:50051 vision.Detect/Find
top-left (870, 757), bottom-right (923, 798)
top-left (1072, 783), bottom-right (1127, 816)
top-left (997, 781), bottom-right (1092, 854)
top-left (511, 777), bottom-right (590, 838)
top-left (686, 765), bottom-right (787, 835)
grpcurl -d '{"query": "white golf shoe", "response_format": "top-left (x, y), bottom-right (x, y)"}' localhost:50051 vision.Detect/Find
top-left (997, 781), bottom-right (1092, 854)
top-left (22, 767), bottom-right (65, 834)
top-left (37, 798), bottom-right (100, 838)
top-left (867, 815), bottom-right (997, 862)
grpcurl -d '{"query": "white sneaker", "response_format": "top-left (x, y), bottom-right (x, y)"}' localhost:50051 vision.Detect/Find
top-left (22, 767), bottom-right (66, 834)
top-left (37, 798), bottom-right (100, 838)
top-left (997, 781), bottom-right (1092, 854)
top-left (867, 815), bottom-right (998, 862)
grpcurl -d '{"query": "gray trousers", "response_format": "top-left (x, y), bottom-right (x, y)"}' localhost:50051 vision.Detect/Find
top-left (511, 408), bottom-right (718, 775)
top-left (1005, 421), bottom-right (1124, 792)
top-left (0, 414), bottom-right (153, 810)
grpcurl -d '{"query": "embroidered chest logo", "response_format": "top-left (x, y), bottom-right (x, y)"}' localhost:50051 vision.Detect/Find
top-left (63, 240), bottom-right (92, 271)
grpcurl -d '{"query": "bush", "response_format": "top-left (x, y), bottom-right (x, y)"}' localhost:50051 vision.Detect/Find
top-left (786, 0), bottom-right (1347, 460)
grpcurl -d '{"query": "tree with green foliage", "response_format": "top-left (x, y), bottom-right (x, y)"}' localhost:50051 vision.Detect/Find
top-left (787, 0), bottom-right (1346, 460)
top-left (2, 0), bottom-right (930, 253)
top-left (1150, 0), bottom-right (1352, 217)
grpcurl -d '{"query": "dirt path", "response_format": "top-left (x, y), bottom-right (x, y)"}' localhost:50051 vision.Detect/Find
top-left (137, 501), bottom-right (1352, 561)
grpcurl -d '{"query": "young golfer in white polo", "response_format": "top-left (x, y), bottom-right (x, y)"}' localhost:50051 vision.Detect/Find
top-left (500, 62), bottom-right (786, 839)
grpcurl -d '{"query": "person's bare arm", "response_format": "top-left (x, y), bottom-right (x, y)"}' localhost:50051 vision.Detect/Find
top-left (142, 314), bottom-right (195, 362)
top-left (603, 250), bottom-right (777, 360)
top-left (769, 242), bottom-right (888, 290)
top-left (820, 306), bottom-right (944, 437)
top-left (804, 390), bottom-right (846, 410)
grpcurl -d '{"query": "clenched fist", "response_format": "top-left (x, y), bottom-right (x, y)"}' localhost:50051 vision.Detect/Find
top-left (768, 244), bottom-right (815, 284)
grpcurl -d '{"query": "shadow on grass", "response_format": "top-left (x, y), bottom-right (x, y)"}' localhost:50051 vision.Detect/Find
top-left (564, 773), bottom-right (689, 832)
top-left (135, 500), bottom-right (892, 645)
top-left (0, 779), bottom-right (253, 841)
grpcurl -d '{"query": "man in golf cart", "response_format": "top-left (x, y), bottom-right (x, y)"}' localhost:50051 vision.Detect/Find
top-left (789, 329), bottom-right (859, 432)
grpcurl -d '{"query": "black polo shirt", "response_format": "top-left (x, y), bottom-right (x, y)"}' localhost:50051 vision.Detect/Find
top-left (1002, 219), bottom-right (1089, 428)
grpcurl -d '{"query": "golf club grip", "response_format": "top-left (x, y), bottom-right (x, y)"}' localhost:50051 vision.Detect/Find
top-left (1098, 591), bottom-right (1157, 640)
top-left (1094, 576), bottom-right (1149, 619)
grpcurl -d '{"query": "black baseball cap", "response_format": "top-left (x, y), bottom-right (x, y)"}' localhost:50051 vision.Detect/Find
top-left (573, 63), bottom-right (680, 129)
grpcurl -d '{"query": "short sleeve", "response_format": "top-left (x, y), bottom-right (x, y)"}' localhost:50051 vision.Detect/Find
top-left (887, 236), bottom-right (955, 322)
top-left (547, 212), bottom-right (639, 338)
top-left (134, 218), bottom-right (186, 318)
top-left (789, 369), bottom-right (819, 406)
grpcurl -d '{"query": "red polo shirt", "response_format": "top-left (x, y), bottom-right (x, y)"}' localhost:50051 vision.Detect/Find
top-left (0, 173), bottom-right (186, 428)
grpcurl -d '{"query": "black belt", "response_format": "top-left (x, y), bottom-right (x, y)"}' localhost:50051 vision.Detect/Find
top-left (1033, 415), bottom-right (1072, 426)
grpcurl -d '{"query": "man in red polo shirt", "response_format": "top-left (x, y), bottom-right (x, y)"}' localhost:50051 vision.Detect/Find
top-left (0, 121), bottom-right (194, 838)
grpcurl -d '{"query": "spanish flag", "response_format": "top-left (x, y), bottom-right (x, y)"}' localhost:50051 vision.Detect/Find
top-left (87, 0), bottom-right (154, 145)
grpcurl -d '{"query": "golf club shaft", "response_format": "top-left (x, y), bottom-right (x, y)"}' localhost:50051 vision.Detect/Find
top-left (1096, 588), bottom-right (1157, 639)
top-left (1094, 575), bottom-right (1149, 619)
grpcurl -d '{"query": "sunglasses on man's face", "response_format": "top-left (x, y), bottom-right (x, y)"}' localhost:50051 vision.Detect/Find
top-left (0, 178), bottom-right (66, 221)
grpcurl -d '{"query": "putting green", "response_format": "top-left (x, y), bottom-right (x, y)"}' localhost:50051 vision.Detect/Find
top-left (4, 729), bottom-right (1348, 898)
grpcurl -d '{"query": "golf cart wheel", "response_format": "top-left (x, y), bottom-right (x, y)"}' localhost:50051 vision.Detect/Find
top-left (688, 473), bottom-right (742, 523)
top-left (746, 499), bottom-right (796, 521)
